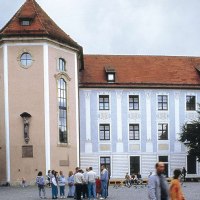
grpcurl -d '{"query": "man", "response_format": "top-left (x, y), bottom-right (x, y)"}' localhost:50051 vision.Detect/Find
top-left (100, 165), bottom-right (108, 199)
top-left (87, 167), bottom-right (97, 200)
top-left (83, 168), bottom-right (89, 199)
top-left (148, 162), bottom-right (169, 200)
top-left (74, 169), bottom-right (84, 200)
top-left (181, 167), bottom-right (187, 182)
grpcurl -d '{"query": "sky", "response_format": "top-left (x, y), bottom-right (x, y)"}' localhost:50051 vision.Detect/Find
top-left (0, 0), bottom-right (200, 56)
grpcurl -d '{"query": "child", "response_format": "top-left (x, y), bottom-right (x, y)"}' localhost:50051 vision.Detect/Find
top-left (58, 171), bottom-right (66, 198)
top-left (96, 176), bottom-right (101, 199)
top-left (52, 171), bottom-right (58, 199)
top-left (67, 171), bottom-right (75, 198)
top-left (47, 170), bottom-right (52, 187)
top-left (21, 177), bottom-right (26, 188)
top-left (36, 171), bottom-right (46, 199)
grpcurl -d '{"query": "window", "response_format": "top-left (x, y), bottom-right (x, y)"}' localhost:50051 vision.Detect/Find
top-left (158, 95), bottom-right (168, 110)
top-left (158, 123), bottom-right (168, 140)
top-left (107, 73), bottom-right (115, 82)
top-left (100, 157), bottom-right (111, 176)
top-left (99, 124), bottom-right (110, 140)
top-left (158, 156), bottom-right (168, 177)
top-left (20, 52), bottom-right (32, 68)
top-left (130, 156), bottom-right (140, 175)
top-left (58, 78), bottom-right (67, 143)
top-left (186, 95), bottom-right (196, 111)
top-left (21, 20), bottom-right (31, 26)
top-left (129, 124), bottom-right (140, 140)
top-left (58, 58), bottom-right (66, 71)
top-left (99, 95), bottom-right (109, 110)
top-left (129, 95), bottom-right (139, 110)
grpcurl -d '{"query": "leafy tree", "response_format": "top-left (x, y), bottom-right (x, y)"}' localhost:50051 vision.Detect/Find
top-left (179, 104), bottom-right (200, 161)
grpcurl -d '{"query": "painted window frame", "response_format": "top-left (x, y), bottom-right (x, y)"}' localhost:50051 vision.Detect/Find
top-left (129, 124), bottom-right (140, 140)
top-left (99, 124), bottom-right (110, 140)
top-left (157, 95), bottom-right (168, 111)
top-left (158, 123), bottom-right (168, 140)
top-left (99, 95), bottom-right (110, 110)
top-left (129, 95), bottom-right (139, 110)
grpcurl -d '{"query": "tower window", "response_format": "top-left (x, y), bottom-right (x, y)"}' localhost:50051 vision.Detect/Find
top-left (20, 52), bottom-right (32, 68)
top-left (58, 58), bottom-right (66, 72)
top-left (21, 20), bottom-right (31, 26)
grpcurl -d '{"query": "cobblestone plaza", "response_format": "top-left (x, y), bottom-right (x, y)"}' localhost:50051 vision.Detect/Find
top-left (0, 183), bottom-right (200, 200)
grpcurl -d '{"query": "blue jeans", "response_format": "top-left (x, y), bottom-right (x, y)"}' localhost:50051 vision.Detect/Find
top-left (52, 183), bottom-right (58, 198)
top-left (88, 182), bottom-right (96, 199)
top-left (101, 180), bottom-right (107, 198)
top-left (59, 185), bottom-right (65, 197)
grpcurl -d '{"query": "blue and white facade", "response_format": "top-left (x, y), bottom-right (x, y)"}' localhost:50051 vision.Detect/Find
top-left (79, 88), bottom-right (200, 178)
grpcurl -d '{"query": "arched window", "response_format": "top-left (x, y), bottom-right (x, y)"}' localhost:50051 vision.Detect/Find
top-left (58, 58), bottom-right (66, 72)
top-left (58, 78), bottom-right (67, 143)
top-left (20, 52), bottom-right (32, 68)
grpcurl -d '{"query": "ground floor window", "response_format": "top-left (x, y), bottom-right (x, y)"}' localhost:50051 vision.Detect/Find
top-left (187, 155), bottom-right (196, 174)
top-left (158, 156), bottom-right (168, 177)
top-left (130, 156), bottom-right (140, 175)
top-left (100, 156), bottom-right (111, 176)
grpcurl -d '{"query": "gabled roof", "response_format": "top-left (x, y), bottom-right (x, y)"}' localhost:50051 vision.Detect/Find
top-left (80, 55), bottom-right (200, 89)
top-left (0, 0), bottom-right (81, 51)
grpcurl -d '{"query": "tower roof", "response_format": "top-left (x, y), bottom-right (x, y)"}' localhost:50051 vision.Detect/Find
top-left (0, 0), bottom-right (82, 51)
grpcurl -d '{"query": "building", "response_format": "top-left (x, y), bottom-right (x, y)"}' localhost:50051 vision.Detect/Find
top-left (79, 55), bottom-right (200, 178)
top-left (0, 0), bottom-right (83, 184)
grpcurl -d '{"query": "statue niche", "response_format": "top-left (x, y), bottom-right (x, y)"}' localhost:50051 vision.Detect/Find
top-left (20, 112), bottom-right (32, 144)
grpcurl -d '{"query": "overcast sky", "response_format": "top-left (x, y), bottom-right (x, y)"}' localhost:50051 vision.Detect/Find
top-left (0, 0), bottom-right (200, 56)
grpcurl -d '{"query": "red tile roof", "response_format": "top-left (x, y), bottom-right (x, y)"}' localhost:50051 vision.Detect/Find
top-left (0, 0), bottom-right (81, 50)
top-left (80, 55), bottom-right (200, 89)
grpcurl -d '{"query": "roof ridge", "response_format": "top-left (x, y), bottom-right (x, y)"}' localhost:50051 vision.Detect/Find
top-left (31, 0), bottom-right (49, 35)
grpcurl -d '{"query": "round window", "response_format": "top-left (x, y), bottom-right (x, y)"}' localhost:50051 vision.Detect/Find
top-left (20, 52), bottom-right (32, 68)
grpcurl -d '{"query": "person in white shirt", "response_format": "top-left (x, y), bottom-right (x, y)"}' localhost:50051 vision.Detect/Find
top-left (74, 169), bottom-right (84, 200)
top-left (87, 167), bottom-right (97, 200)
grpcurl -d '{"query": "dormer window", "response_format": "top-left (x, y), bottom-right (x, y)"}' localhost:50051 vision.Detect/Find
top-left (19, 15), bottom-right (34, 26)
top-left (21, 20), bottom-right (31, 26)
top-left (105, 67), bottom-right (116, 83)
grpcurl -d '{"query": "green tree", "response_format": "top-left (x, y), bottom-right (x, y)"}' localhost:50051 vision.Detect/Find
top-left (179, 104), bottom-right (200, 161)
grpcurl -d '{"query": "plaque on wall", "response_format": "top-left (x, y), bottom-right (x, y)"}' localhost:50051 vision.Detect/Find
top-left (22, 145), bottom-right (33, 158)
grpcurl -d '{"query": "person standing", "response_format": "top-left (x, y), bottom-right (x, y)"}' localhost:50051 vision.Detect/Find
top-left (83, 168), bottom-right (89, 199)
top-left (52, 171), bottom-right (59, 199)
top-left (100, 165), bottom-right (108, 199)
top-left (170, 169), bottom-right (185, 200)
top-left (148, 162), bottom-right (169, 200)
top-left (87, 167), bottom-right (97, 200)
top-left (67, 171), bottom-right (75, 198)
top-left (36, 171), bottom-right (46, 199)
top-left (74, 169), bottom-right (84, 200)
top-left (181, 167), bottom-right (187, 182)
top-left (58, 171), bottom-right (66, 199)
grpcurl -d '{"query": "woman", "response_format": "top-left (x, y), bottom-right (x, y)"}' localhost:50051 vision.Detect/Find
top-left (170, 169), bottom-right (185, 200)
top-left (67, 171), bottom-right (75, 198)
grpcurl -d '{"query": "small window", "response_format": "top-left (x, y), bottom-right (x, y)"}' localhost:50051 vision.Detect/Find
top-left (21, 20), bottom-right (31, 26)
top-left (99, 95), bottom-right (109, 110)
top-left (20, 52), bottom-right (32, 68)
top-left (158, 123), bottom-right (168, 140)
top-left (158, 95), bottom-right (168, 110)
top-left (99, 124), bottom-right (110, 140)
top-left (129, 124), bottom-right (140, 140)
top-left (186, 95), bottom-right (196, 111)
top-left (107, 73), bottom-right (115, 82)
top-left (58, 58), bottom-right (66, 72)
top-left (129, 95), bottom-right (139, 110)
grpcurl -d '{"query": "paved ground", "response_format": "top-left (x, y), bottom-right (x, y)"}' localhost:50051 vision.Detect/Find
top-left (0, 183), bottom-right (199, 200)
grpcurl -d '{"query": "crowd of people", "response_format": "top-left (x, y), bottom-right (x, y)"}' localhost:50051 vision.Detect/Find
top-left (35, 162), bottom-right (186, 200)
top-left (36, 165), bottom-right (109, 199)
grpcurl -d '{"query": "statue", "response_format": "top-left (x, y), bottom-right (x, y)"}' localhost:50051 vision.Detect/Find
top-left (20, 112), bottom-right (31, 144)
